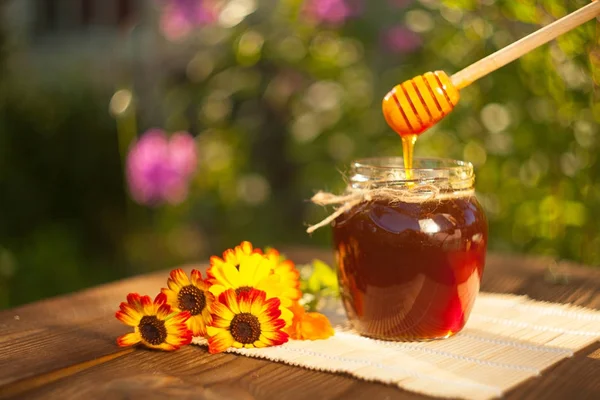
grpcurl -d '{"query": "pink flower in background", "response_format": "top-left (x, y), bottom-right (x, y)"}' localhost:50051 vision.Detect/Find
top-left (383, 26), bottom-right (422, 54)
top-left (159, 0), bottom-right (218, 41)
top-left (303, 0), bottom-right (352, 25)
top-left (126, 129), bottom-right (198, 206)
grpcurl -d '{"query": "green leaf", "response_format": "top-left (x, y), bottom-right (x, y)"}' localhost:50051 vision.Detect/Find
top-left (300, 259), bottom-right (339, 307)
top-left (312, 259), bottom-right (338, 291)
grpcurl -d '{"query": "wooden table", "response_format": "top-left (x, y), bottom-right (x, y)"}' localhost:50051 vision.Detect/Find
top-left (2, 248), bottom-right (600, 400)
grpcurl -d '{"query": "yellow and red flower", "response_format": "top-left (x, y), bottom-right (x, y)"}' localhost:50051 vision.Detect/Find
top-left (285, 302), bottom-right (335, 340)
top-left (161, 269), bottom-right (215, 337)
top-left (207, 243), bottom-right (282, 301)
top-left (207, 242), bottom-right (299, 315)
top-left (116, 293), bottom-right (192, 351)
top-left (207, 288), bottom-right (289, 353)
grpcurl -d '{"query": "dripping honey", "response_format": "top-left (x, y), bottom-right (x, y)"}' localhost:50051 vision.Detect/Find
top-left (401, 134), bottom-right (417, 179)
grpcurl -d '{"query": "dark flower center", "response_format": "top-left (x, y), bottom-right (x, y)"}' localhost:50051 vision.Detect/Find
top-left (178, 285), bottom-right (206, 315)
top-left (230, 313), bottom-right (261, 344)
top-left (235, 286), bottom-right (253, 296)
top-left (138, 315), bottom-right (167, 345)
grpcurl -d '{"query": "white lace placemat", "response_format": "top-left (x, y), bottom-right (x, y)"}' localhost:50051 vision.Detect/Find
top-left (193, 293), bottom-right (600, 400)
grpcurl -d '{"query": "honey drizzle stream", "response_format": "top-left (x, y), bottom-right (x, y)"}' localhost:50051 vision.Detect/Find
top-left (401, 134), bottom-right (418, 181)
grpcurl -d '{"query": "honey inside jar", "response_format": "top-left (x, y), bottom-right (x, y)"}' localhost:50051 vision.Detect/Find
top-left (332, 158), bottom-right (487, 341)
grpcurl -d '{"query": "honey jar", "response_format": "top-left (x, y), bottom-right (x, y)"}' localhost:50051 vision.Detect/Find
top-left (332, 158), bottom-right (487, 341)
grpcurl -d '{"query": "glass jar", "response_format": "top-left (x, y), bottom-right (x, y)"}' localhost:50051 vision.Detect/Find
top-left (332, 158), bottom-right (487, 341)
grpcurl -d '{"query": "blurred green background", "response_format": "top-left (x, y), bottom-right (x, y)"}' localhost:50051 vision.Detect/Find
top-left (1, 0), bottom-right (599, 309)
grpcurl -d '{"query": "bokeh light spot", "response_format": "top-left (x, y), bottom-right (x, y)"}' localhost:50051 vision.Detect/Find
top-left (237, 174), bottom-right (271, 205)
top-left (305, 81), bottom-right (342, 112)
top-left (328, 133), bottom-right (355, 160)
top-left (292, 114), bottom-right (321, 143)
top-left (219, 0), bottom-right (257, 28)
top-left (277, 36), bottom-right (307, 63)
top-left (109, 89), bottom-right (133, 116)
top-left (236, 30), bottom-right (264, 66)
top-left (480, 103), bottom-right (511, 133)
top-left (187, 54), bottom-right (215, 83)
top-left (405, 10), bottom-right (434, 33)
top-left (463, 141), bottom-right (487, 167)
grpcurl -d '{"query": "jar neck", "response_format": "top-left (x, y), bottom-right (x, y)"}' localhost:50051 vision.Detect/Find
top-left (349, 157), bottom-right (474, 194)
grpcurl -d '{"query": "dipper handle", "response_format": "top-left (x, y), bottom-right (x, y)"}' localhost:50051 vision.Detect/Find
top-left (451, 1), bottom-right (600, 89)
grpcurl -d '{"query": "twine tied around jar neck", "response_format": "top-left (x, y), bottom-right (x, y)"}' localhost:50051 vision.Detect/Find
top-left (306, 184), bottom-right (443, 234)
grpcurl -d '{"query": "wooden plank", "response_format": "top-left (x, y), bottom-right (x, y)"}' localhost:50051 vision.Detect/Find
top-left (1, 340), bottom-right (418, 400)
top-left (0, 267), bottom-right (195, 387)
top-left (481, 253), bottom-right (600, 308)
top-left (1, 249), bottom-right (600, 400)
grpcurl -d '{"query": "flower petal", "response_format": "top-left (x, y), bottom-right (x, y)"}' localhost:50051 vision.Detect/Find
top-left (117, 303), bottom-right (143, 325)
top-left (259, 330), bottom-right (289, 346)
top-left (208, 256), bottom-right (226, 272)
top-left (208, 330), bottom-right (234, 354)
top-left (190, 269), bottom-right (204, 288)
top-left (279, 307), bottom-right (293, 328)
top-left (300, 312), bottom-right (335, 340)
top-left (265, 248), bottom-right (280, 261)
top-left (219, 289), bottom-right (240, 315)
top-left (166, 311), bottom-right (191, 326)
top-left (126, 293), bottom-right (147, 311)
top-left (254, 274), bottom-right (284, 300)
top-left (141, 294), bottom-right (154, 315)
top-left (262, 317), bottom-right (286, 332)
top-left (187, 315), bottom-right (208, 337)
top-left (238, 254), bottom-right (270, 286)
top-left (169, 268), bottom-right (191, 289)
top-left (202, 307), bottom-right (214, 326)
top-left (117, 332), bottom-right (141, 347)
top-left (282, 287), bottom-right (302, 302)
top-left (156, 304), bottom-right (172, 320)
top-left (206, 325), bottom-right (224, 337)
top-left (167, 279), bottom-right (182, 292)
top-left (250, 293), bottom-right (267, 316)
top-left (154, 292), bottom-right (168, 305)
top-left (210, 262), bottom-right (242, 289)
top-left (222, 249), bottom-right (238, 265)
top-left (257, 307), bottom-right (281, 324)
top-left (209, 283), bottom-right (227, 297)
top-left (115, 310), bottom-right (141, 327)
top-left (155, 342), bottom-right (178, 351)
top-left (161, 288), bottom-right (180, 309)
top-left (211, 315), bottom-right (232, 329)
top-left (239, 240), bottom-right (253, 254)
top-left (237, 290), bottom-right (255, 314)
top-left (166, 331), bottom-right (193, 347)
top-left (210, 300), bottom-right (234, 321)
top-left (263, 296), bottom-right (282, 312)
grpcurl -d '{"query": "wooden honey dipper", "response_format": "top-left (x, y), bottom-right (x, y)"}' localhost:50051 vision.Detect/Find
top-left (383, 1), bottom-right (600, 140)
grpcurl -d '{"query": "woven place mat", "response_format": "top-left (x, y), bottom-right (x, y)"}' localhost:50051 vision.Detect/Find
top-left (193, 293), bottom-right (600, 400)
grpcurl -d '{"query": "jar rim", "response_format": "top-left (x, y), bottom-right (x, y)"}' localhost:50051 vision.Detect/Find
top-left (350, 157), bottom-right (474, 191)
top-left (352, 157), bottom-right (473, 173)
